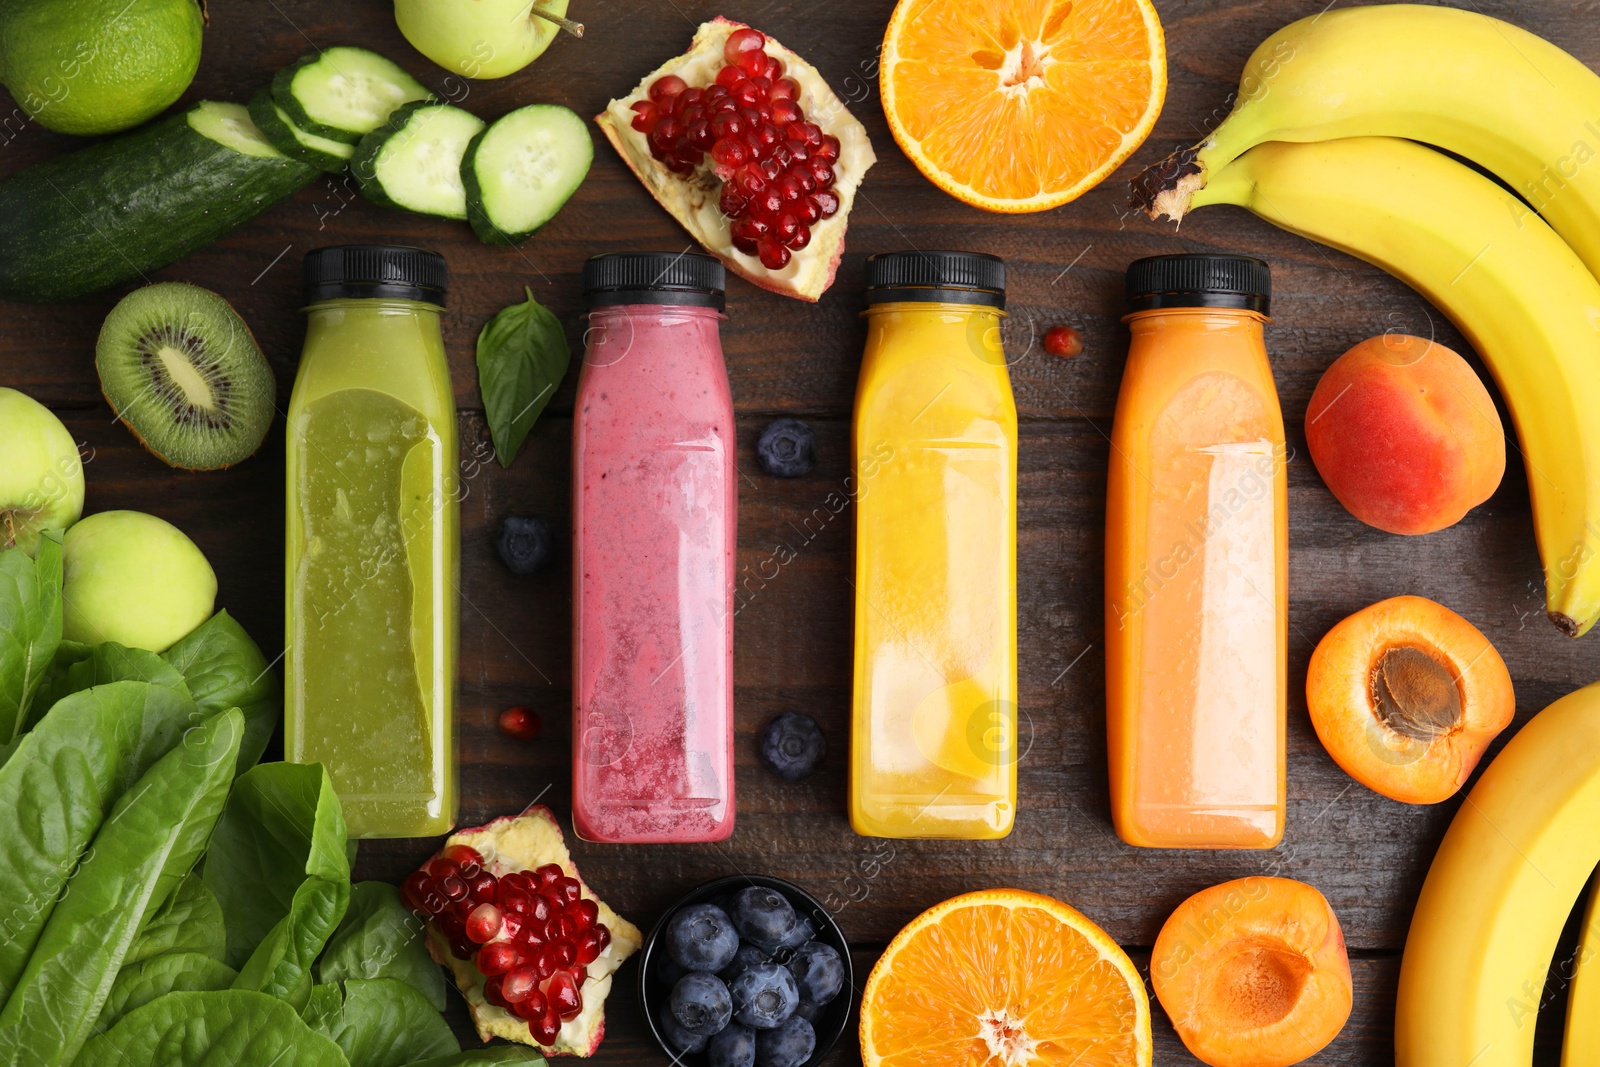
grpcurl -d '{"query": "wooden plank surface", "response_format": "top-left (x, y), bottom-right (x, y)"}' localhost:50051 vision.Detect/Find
top-left (6, 0), bottom-right (1600, 1062)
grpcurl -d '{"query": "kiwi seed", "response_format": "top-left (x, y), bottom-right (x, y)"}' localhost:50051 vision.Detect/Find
top-left (95, 282), bottom-right (276, 470)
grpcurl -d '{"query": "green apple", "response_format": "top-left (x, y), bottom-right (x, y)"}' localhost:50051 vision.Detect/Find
top-left (395, 0), bottom-right (570, 80)
top-left (0, 387), bottom-right (85, 556)
top-left (63, 510), bottom-right (216, 652)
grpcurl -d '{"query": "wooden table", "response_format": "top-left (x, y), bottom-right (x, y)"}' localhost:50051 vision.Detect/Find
top-left (5, 0), bottom-right (1596, 1061)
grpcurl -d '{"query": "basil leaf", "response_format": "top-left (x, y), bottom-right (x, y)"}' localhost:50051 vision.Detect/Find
top-left (0, 538), bottom-right (62, 745)
top-left (94, 953), bottom-right (237, 1035)
top-left (476, 287), bottom-right (570, 467)
top-left (0, 680), bottom-right (201, 1004)
top-left (162, 610), bottom-right (281, 772)
top-left (0, 707), bottom-right (244, 1065)
top-left (77, 989), bottom-right (349, 1066)
top-left (317, 881), bottom-right (445, 1011)
top-left (305, 978), bottom-right (458, 1067)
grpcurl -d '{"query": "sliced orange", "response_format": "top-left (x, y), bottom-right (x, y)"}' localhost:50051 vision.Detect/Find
top-left (861, 889), bottom-right (1152, 1067)
top-left (880, 0), bottom-right (1166, 212)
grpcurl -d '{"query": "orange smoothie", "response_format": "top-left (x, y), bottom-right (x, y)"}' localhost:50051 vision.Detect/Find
top-left (1106, 255), bottom-right (1286, 849)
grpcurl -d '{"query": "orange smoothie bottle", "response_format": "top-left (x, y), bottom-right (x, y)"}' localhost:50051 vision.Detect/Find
top-left (1106, 254), bottom-right (1286, 849)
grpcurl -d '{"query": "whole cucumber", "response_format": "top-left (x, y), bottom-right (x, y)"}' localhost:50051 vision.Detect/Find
top-left (0, 101), bottom-right (315, 303)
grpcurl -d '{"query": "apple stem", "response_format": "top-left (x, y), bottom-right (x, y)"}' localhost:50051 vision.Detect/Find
top-left (529, 4), bottom-right (584, 37)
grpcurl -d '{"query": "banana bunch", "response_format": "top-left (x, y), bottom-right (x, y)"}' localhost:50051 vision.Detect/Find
top-left (1132, 3), bottom-right (1600, 639)
top-left (1569, 888), bottom-right (1600, 1067)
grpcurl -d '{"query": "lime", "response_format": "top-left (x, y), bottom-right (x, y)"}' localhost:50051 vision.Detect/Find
top-left (0, 0), bottom-right (203, 136)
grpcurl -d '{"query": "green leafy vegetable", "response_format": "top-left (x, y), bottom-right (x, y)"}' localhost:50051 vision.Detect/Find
top-left (123, 869), bottom-right (228, 967)
top-left (304, 978), bottom-right (459, 1067)
top-left (476, 287), bottom-right (571, 467)
top-left (0, 680), bottom-right (201, 1003)
top-left (94, 953), bottom-right (237, 1035)
top-left (35, 640), bottom-right (191, 718)
top-left (402, 1051), bottom-right (552, 1067)
top-left (204, 762), bottom-right (349, 1007)
top-left (0, 708), bottom-right (244, 1066)
top-left (0, 538), bottom-right (62, 745)
top-left (317, 881), bottom-right (445, 1011)
top-left (77, 989), bottom-right (349, 1066)
top-left (162, 610), bottom-right (281, 772)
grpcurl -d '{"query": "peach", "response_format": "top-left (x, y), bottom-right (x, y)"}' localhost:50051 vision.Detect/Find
top-left (1152, 877), bottom-right (1352, 1067)
top-left (1306, 595), bottom-right (1514, 804)
top-left (1305, 335), bottom-right (1504, 535)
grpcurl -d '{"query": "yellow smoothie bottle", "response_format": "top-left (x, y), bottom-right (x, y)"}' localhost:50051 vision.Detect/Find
top-left (286, 246), bottom-right (459, 839)
top-left (1106, 254), bottom-right (1286, 849)
top-left (850, 251), bottom-right (1017, 840)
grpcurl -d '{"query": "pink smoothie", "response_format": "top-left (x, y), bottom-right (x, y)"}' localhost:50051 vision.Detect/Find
top-left (571, 302), bottom-right (736, 843)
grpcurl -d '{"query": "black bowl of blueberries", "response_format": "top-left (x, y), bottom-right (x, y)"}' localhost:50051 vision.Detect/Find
top-left (639, 875), bottom-right (851, 1067)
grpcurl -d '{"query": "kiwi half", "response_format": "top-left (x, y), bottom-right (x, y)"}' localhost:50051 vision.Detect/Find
top-left (96, 282), bottom-right (276, 470)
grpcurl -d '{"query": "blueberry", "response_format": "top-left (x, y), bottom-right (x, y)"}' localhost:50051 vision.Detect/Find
top-left (756, 418), bottom-right (816, 478)
top-left (708, 1022), bottom-right (758, 1067)
top-left (670, 971), bottom-right (734, 1036)
top-left (731, 961), bottom-right (799, 1029)
top-left (786, 941), bottom-right (844, 1005)
top-left (793, 999), bottom-right (823, 1024)
top-left (759, 713), bottom-right (826, 780)
top-left (495, 515), bottom-right (553, 575)
top-left (756, 1015), bottom-right (815, 1067)
top-left (720, 943), bottom-right (769, 983)
top-left (730, 887), bottom-right (800, 953)
top-left (772, 915), bottom-right (816, 953)
top-left (658, 1003), bottom-right (709, 1053)
top-left (667, 902), bottom-right (741, 972)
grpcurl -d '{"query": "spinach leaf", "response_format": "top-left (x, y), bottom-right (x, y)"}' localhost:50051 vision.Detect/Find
top-left (476, 288), bottom-right (570, 467)
top-left (0, 538), bottom-right (62, 745)
top-left (36, 641), bottom-right (190, 720)
top-left (76, 989), bottom-right (349, 1067)
top-left (123, 869), bottom-right (227, 967)
top-left (300, 981), bottom-right (344, 1031)
top-left (402, 1051), bottom-right (551, 1066)
top-left (305, 978), bottom-right (459, 1067)
top-left (0, 680), bottom-right (200, 1003)
top-left (162, 610), bottom-right (280, 772)
top-left (317, 881), bottom-right (445, 1011)
top-left (94, 952), bottom-right (237, 1034)
top-left (0, 708), bottom-right (244, 1066)
top-left (205, 762), bottom-right (350, 1006)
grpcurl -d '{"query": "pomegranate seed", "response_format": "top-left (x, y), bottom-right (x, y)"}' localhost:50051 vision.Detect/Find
top-left (441, 875), bottom-right (468, 902)
top-left (810, 160), bottom-right (835, 187)
top-left (707, 83), bottom-right (730, 101)
top-left (533, 946), bottom-right (558, 981)
top-left (789, 223), bottom-right (812, 251)
top-left (687, 119), bottom-right (715, 151)
top-left (501, 871), bottom-right (529, 891)
top-left (814, 189), bottom-right (840, 217)
top-left (649, 74), bottom-right (687, 104)
top-left (681, 86), bottom-right (706, 109)
top-left (750, 189), bottom-right (780, 217)
top-left (501, 885), bottom-right (530, 917)
top-left (483, 975), bottom-right (510, 1008)
top-left (771, 77), bottom-right (800, 101)
top-left (792, 167), bottom-right (816, 194)
top-left (758, 238), bottom-right (792, 270)
top-left (748, 75), bottom-right (772, 100)
top-left (733, 216), bottom-right (770, 241)
top-left (573, 967), bottom-right (588, 989)
top-left (733, 80), bottom-right (762, 108)
top-left (712, 138), bottom-right (749, 173)
top-left (401, 870), bottom-right (432, 910)
top-left (759, 123), bottom-right (784, 149)
top-left (732, 234), bottom-right (759, 255)
top-left (776, 174), bottom-right (803, 203)
top-left (500, 912), bottom-right (523, 941)
top-left (801, 122), bottom-right (825, 146)
top-left (733, 166), bottom-right (766, 197)
top-left (773, 212), bottom-right (800, 242)
top-left (429, 858), bottom-right (460, 881)
top-left (477, 940), bottom-right (520, 977)
top-left (570, 898), bottom-right (599, 930)
top-left (595, 925), bottom-right (612, 951)
top-left (534, 864), bottom-right (563, 889)
top-left (503, 965), bottom-right (538, 1003)
top-left (1044, 325), bottom-right (1084, 358)
top-left (770, 99), bottom-right (801, 127)
top-left (724, 27), bottom-right (767, 65)
top-left (816, 134), bottom-right (841, 162)
top-left (529, 894), bottom-right (554, 924)
top-left (675, 147), bottom-right (705, 169)
top-left (466, 903), bottom-right (503, 944)
top-left (513, 988), bottom-right (548, 1022)
top-left (529, 1001), bottom-right (561, 1046)
top-left (680, 104), bottom-right (706, 127)
top-left (450, 936), bottom-right (475, 960)
top-left (650, 118), bottom-right (683, 154)
top-left (516, 918), bottom-right (546, 947)
top-left (711, 112), bottom-right (744, 140)
top-left (468, 870), bottom-right (498, 903)
top-left (438, 908), bottom-right (466, 939)
top-left (575, 928), bottom-right (603, 965)
top-left (551, 938), bottom-right (578, 969)
top-left (715, 63), bottom-right (744, 89)
top-left (762, 55), bottom-right (786, 79)
top-left (736, 48), bottom-right (768, 77)
top-left (555, 914), bottom-right (579, 940)
top-left (796, 197), bottom-right (821, 224)
top-left (553, 877), bottom-right (582, 905)
top-left (719, 190), bottom-right (747, 219)
top-left (442, 844), bottom-right (484, 871)
top-left (629, 99), bottom-right (658, 130)
top-left (548, 968), bottom-right (582, 1019)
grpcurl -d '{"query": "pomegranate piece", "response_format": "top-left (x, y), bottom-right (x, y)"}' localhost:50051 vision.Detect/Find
top-left (498, 706), bottom-right (541, 741)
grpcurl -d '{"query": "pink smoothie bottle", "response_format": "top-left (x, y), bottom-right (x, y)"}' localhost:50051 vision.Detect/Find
top-left (572, 252), bottom-right (735, 843)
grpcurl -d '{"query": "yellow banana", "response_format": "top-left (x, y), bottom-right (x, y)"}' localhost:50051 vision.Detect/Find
top-left (1568, 886), bottom-right (1600, 1067)
top-left (1132, 4), bottom-right (1600, 280)
top-left (1189, 136), bottom-right (1600, 636)
top-left (1385, 679), bottom-right (1600, 1066)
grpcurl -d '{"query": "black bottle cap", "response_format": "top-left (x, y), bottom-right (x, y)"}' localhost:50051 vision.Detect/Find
top-left (864, 250), bottom-right (1005, 307)
top-left (1125, 253), bottom-right (1270, 314)
top-left (583, 252), bottom-right (726, 310)
top-left (303, 245), bottom-right (447, 306)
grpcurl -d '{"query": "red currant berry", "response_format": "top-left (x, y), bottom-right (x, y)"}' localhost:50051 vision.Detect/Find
top-left (758, 238), bottom-right (792, 270)
top-left (1043, 325), bottom-right (1084, 358)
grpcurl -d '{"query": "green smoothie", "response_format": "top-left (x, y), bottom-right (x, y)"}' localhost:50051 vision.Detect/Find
top-left (286, 251), bottom-right (458, 839)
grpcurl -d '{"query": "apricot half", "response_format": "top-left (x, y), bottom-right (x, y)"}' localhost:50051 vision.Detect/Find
top-left (1306, 595), bottom-right (1514, 804)
top-left (1152, 877), bottom-right (1352, 1067)
top-left (1305, 334), bottom-right (1505, 535)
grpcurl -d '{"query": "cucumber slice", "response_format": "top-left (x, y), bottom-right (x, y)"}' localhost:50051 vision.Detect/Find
top-left (351, 102), bottom-right (485, 220)
top-left (462, 104), bottom-right (593, 245)
top-left (248, 89), bottom-right (354, 174)
top-left (187, 101), bottom-right (286, 160)
top-left (272, 47), bottom-right (431, 144)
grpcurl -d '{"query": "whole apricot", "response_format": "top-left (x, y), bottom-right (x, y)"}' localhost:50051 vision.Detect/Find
top-left (1305, 335), bottom-right (1504, 535)
top-left (1152, 876), bottom-right (1352, 1067)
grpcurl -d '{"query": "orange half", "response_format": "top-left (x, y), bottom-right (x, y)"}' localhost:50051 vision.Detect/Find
top-left (860, 889), bottom-right (1152, 1067)
top-left (881, 0), bottom-right (1166, 212)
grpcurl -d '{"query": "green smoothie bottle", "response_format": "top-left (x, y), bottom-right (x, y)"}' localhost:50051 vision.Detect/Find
top-left (286, 246), bottom-right (458, 838)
